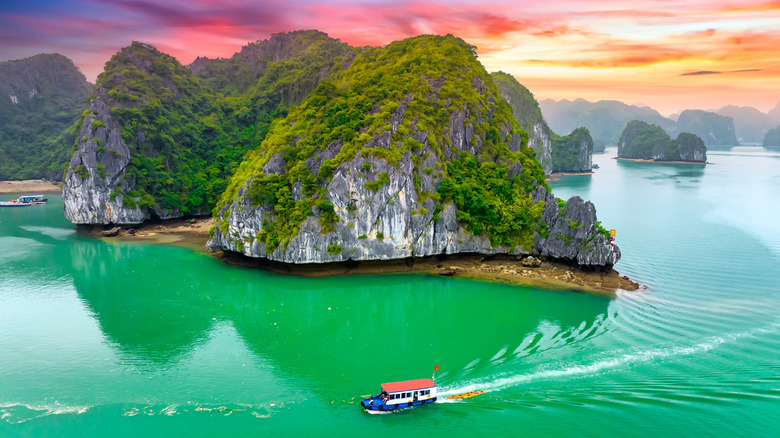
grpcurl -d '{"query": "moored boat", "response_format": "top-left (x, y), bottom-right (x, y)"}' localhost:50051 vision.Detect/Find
top-left (0, 194), bottom-right (47, 207)
top-left (361, 378), bottom-right (438, 412)
top-left (0, 199), bottom-right (32, 207)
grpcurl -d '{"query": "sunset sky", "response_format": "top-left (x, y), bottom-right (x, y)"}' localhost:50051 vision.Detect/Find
top-left (1, 0), bottom-right (779, 115)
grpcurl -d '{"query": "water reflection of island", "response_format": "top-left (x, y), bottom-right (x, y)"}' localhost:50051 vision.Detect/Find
top-left (70, 239), bottom-right (610, 396)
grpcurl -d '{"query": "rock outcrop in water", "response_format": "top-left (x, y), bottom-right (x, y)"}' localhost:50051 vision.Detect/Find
top-left (618, 120), bottom-right (707, 162)
top-left (207, 35), bottom-right (619, 268)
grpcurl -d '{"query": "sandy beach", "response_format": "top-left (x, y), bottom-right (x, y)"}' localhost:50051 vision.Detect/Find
top-left (0, 180), bottom-right (62, 194)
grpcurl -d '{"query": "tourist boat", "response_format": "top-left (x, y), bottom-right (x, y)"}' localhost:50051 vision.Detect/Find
top-left (18, 194), bottom-right (47, 204)
top-left (361, 378), bottom-right (438, 412)
top-left (0, 194), bottom-right (47, 207)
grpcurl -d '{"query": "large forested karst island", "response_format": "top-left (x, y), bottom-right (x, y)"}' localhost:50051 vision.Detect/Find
top-left (0, 54), bottom-right (92, 180)
top-left (60, 31), bottom-right (620, 273)
top-left (618, 120), bottom-right (707, 163)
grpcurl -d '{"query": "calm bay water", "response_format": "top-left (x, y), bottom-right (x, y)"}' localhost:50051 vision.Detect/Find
top-left (1, 146), bottom-right (779, 437)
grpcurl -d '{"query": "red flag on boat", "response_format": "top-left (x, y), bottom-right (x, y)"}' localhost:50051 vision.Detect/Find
top-left (434, 366), bottom-right (440, 371)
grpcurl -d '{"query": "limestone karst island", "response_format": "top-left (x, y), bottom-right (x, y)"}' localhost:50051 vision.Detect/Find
top-left (55, 32), bottom-right (625, 291)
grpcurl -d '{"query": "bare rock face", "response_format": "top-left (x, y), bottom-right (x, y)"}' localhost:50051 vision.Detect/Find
top-left (62, 87), bottom-right (189, 224)
top-left (529, 121), bottom-right (553, 175)
top-left (532, 187), bottom-right (620, 267)
top-left (208, 139), bottom-right (518, 264)
top-left (208, 163), bottom-right (619, 268)
top-left (62, 91), bottom-right (145, 224)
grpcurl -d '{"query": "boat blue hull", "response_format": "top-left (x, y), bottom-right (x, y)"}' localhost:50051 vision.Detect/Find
top-left (361, 397), bottom-right (437, 411)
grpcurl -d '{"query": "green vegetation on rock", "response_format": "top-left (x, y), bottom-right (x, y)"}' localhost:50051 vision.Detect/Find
top-left (438, 152), bottom-right (543, 248)
top-left (0, 54), bottom-right (92, 180)
top-left (81, 31), bottom-right (354, 216)
top-left (551, 127), bottom-right (592, 172)
top-left (617, 120), bottom-right (670, 159)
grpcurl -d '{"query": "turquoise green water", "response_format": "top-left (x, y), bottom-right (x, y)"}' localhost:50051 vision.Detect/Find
top-left (1, 146), bottom-right (779, 436)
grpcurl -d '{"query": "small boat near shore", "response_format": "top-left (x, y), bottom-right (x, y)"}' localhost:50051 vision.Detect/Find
top-left (0, 194), bottom-right (47, 207)
top-left (361, 378), bottom-right (438, 412)
top-left (19, 194), bottom-right (47, 204)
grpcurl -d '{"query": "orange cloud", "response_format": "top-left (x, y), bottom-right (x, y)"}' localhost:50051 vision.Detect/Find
top-left (1, 0), bottom-right (778, 113)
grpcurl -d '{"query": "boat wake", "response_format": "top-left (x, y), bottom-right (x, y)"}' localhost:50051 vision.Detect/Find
top-left (438, 320), bottom-right (780, 398)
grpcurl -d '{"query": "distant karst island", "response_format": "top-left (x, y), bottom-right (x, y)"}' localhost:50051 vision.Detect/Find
top-left (617, 120), bottom-right (707, 163)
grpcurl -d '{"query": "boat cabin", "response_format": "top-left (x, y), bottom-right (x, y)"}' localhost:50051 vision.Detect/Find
top-left (361, 378), bottom-right (438, 411)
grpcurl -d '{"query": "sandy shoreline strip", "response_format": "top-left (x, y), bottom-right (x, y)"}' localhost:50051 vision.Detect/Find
top-left (548, 171), bottom-right (594, 179)
top-left (0, 180), bottom-right (62, 194)
top-left (82, 217), bottom-right (640, 296)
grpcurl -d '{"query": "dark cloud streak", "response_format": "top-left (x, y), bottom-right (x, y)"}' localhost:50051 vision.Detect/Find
top-left (681, 68), bottom-right (762, 76)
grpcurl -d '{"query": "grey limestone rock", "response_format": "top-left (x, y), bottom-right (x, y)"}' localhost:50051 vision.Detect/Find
top-left (62, 86), bottom-right (201, 224)
top-left (532, 187), bottom-right (620, 267)
top-left (62, 90), bottom-right (146, 224)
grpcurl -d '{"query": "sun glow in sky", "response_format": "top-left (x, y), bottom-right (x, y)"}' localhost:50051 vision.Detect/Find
top-left (2, 0), bottom-right (779, 114)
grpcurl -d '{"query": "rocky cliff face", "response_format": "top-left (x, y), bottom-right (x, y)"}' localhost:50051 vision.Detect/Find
top-left (716, 105), bottom-right (775, 144)
top-left (491, 72), bottom-right (553, 175)
top-left (208, 162), bottom-right (618, 268)
top-left (208, 36), bottom-right (619, 269)
top-left (63, 87), bottom-right (147, 224)
top-left (533, 188), bottom-right (620, 267)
